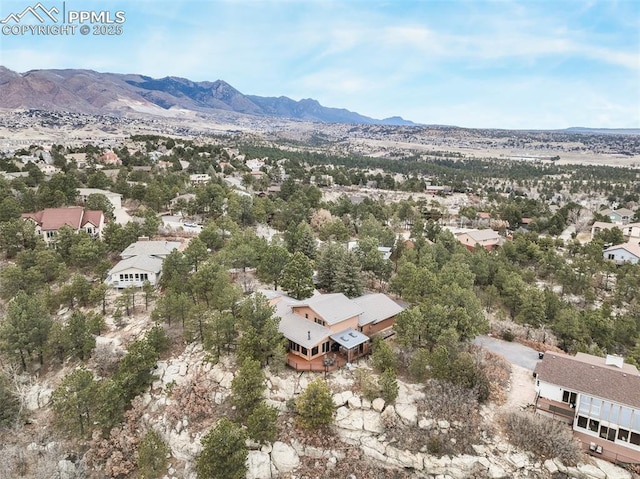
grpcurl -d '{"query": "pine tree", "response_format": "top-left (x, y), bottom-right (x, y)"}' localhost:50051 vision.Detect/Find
top-left (197, 419), bottom-right (247, 479)
top-left (231, 358), bottom-right (265, 421)
top-left (295, 378), bottom-right (335, 429)
top-left (281, 252), bottom-right (315, 300)
top-left (333, 250), bottom-right (364, 298)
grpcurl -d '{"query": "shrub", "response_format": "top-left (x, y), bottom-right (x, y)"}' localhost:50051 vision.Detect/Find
top-left (137, 430), bottom-right (169, 479)
top-left (502, 411), bottom-right (582, 465)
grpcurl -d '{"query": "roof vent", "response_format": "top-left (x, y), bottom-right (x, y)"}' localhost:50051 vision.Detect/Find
top-left (307, 331), bottom-right (311, 341)
top-left (605, 355), bottom-right (624, 368)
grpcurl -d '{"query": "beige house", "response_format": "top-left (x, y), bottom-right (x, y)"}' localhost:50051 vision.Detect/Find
top-left (266, 291), bottom-right (404, 371)
top-left (456, 229), bottom-right (503, 251)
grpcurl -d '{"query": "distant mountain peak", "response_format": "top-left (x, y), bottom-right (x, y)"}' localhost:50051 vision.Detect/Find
top-left (0, 67), bottom-right (417, 125)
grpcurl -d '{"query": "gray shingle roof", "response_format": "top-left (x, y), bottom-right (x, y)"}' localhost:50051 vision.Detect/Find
top-left (353, 293), bottom-right (405, 326)
top-left (535, 351), bottom-right (640, 409)
top-left (298, 293), bottom-right (364, 326)
top-left (108, 255), bottom-right (164, 275)
top-left (120, 240), bottom-right (180, 259)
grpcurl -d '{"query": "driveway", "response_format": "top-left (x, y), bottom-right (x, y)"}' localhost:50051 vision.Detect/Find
top-left (473, 335), bottom-right (542, 371)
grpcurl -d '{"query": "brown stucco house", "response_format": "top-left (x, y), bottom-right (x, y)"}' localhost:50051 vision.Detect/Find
top-left (264, 291), bottom-right (404, 371)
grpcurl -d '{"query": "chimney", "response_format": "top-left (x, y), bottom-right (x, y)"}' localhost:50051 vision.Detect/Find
top-left (605, 355), bottom-right (624, 368)
top-left (138, 236), bottom-right (150, 241)
top-left (307, 331), bottom-right (311, 341)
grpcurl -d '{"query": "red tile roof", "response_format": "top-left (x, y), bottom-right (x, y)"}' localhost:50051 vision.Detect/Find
top-left (21, 208), bottom-right (103, 231)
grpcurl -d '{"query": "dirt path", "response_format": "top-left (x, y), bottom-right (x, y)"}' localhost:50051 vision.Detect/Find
top-left (501, 364), bottom-right (537, 413)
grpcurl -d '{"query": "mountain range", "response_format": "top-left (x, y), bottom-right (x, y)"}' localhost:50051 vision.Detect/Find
top-left (0, 67), bottom-right (415, 126)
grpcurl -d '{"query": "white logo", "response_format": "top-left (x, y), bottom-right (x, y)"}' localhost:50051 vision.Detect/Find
top-left (0, 2), bottom-right (59, 24)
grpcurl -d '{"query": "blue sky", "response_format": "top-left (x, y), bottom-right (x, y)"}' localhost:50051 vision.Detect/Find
top-left (1, 0), bottom-right (639, 129)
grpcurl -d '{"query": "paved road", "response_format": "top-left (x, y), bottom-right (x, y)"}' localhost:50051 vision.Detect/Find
top-left (473, 335), bottom-right (542, 371)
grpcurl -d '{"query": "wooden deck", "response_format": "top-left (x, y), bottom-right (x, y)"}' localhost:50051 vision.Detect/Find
top-left (574, 430), bottom-right (640, 465)
top-left (535, 397), bottom-right (575, 424)
top-left (285, 352), bottom-right (347, 372)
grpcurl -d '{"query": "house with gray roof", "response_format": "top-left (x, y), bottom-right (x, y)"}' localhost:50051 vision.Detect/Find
top-left (266, 291), bottom-right (404, 370)
top-left (105, 255), bottom-right (164, 288)
top-left (105, 239), bottom-right (180, 289)
top-left (534, 351), bottom-right (640, 464)
top-left (120, 240), bottom-right (180, 259)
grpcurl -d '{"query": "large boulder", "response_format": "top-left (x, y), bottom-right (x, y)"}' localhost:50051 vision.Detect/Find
top-left (394, 403), bottom-right (418, 426)
top-left (246, 451), bottom-right (272, 479)
top-left (335, 406), bottom-right (363, 431)
top-left (271, 441), bottom-right (300, 473)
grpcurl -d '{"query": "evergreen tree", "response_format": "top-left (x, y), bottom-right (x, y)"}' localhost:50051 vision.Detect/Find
top-left (246, 402), bottom-right (278, 444)
top-left (295, 378), bottom-right (335, 429)
top-left (231, 358), bottom-right (266, 421)
top-left (333, 249), bottom-right (364, 298)
top-left (51, 367), bottom-right (97, 438)
top-left (197, 419), bottom-right (248, 479)
top-left (137, 430), bottom-right (170, 479)
top-left (281, 252), bottom-right (314, 300)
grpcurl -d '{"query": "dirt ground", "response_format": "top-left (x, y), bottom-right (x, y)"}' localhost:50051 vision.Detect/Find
top-left (501, 364), bottom-right (537, 413)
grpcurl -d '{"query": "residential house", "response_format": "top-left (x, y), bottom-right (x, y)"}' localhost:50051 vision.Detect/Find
top-left (190, 174), bottom-right (211, 186)
top-left (603, 242), bottom-right (640, 265)
top-left (120, 239), bottom-right (180, 260)
top-left (21, 207), bottom-right (105, 245)
top-left (267, 291), bottom-right (404, 371)
top-left (534, 351), bottom-right (640, 464)
top-left (105, 239), bottom-right (180, 288)
top-left (105, 255), bottom-right (163, 288)
top-left (591, 221), bottom-right (619, 240)
top-left (99, 151), bottom-right (121, 166)
top-left (601, 208), bottom-right (634, 225)
top-left (77, 188), bottom-right (123, 209)
top-left (456, 229), bottom-right (504, 251)
top-left (621, 223), bottom-right (640, 242)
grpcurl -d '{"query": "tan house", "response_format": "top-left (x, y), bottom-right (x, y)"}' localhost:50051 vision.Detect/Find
top-left (21, 207), bottom-right (105, 245)
top-left (456, 229), bottom-right (503, 251)
top-left (267, 291), bottom-right (404, 371)
top-left (535, 351), bottom-right (640, 465)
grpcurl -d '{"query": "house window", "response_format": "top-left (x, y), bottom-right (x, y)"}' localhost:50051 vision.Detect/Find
top-left (576, 416), bottom-right (588, 429)
top-left (562, 390), bottom-right (577, 405)
top-left (46, 230), bottom-right (56, 238)
top-left (607, 254), bottom-right (615, 260)
top-left (314, 317), bottom-right (323, 325)
top-left (288, 341), bottom-right (299, 352)
top-left (301, 347), bottom-right (308, 356)
top-left (599, 425), bottom-right (617, 442)
top-left (135, 273), bottom-right (140, 280)
top-left (322, 341), bottom-right (330, 353)
top-left (589, 419), bottom-right (599, 432)
top-left (311, 346), bottom-right (318, 356)
top-left (305, 313), bottom-right (308, 319)
top-left (630, 432), bottom-right (640, 446)
top-left (142, 273), bottom-right (149, 281)
top-left (618, 429), bottom-right (629, 442)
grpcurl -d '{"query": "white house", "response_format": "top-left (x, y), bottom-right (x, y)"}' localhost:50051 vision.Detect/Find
top-left (77, 188), bottom-right (123, 210)
top-left (603, 242), bottom-right (640, 265)
top-left (190, 174), bottom-right (211, 186)
top-left (535, 352), bottom-right (640, 464)
top-left (105, 255), bottom-right (164, 288)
